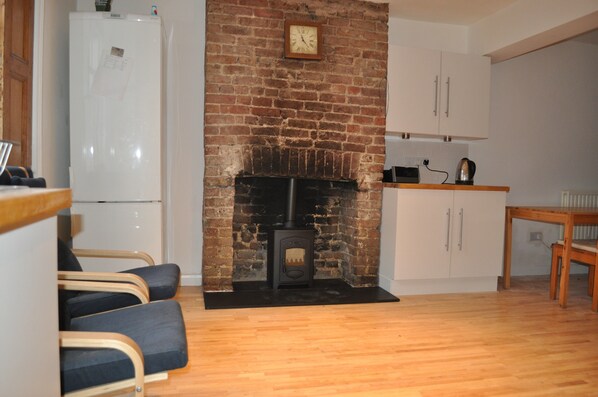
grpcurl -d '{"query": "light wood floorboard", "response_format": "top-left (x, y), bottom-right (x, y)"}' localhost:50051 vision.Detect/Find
top-left (141, 275), bottom-right (598, 397)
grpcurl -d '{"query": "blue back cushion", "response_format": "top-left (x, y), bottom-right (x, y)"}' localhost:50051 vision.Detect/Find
top-left (10, 176), bottom-right (47, 187)
top-left (57, 239), bottom-right (83, 330)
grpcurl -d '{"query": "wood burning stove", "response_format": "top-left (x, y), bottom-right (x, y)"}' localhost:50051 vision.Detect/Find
top-left (267, 178), bottom-right (315, 289)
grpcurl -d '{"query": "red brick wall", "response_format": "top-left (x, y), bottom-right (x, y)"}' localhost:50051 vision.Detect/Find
top-left (203, 0), bottom-right (388, 291)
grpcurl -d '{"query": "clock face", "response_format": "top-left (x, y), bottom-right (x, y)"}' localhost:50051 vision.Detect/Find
top-left (289, 24), bottom-right (318, 55)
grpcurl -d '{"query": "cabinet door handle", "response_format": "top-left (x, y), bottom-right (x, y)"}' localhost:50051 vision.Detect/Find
top-left (445, 208), bottom-right (451, 251)
top-left (458, 208), bottom-right (464, 251)
top-left (433, 75), bottom-right (439, 116)
top-left (445, 76), bottom-right (451, 117)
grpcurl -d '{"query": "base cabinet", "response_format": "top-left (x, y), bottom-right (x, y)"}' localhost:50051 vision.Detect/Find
top-left (379, 188), bottom-right (506, 295)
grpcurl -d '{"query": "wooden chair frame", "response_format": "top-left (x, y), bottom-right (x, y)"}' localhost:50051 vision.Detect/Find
top-left (551, 242), bottom-right (598, 311)
top-left (58, 274), bottom-right (150, 304)
top-left (72, 248), bottom-right (156, 266)
top-left (58, 247), bottom-right (156, 305)
top-left (60, 331), bottom-right (168, 397)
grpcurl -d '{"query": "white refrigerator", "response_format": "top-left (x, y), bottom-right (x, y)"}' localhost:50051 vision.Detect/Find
top-left (69, 12), bottom-right (163, 272)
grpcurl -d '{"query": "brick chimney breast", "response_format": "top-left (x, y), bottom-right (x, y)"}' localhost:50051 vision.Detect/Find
top-left (203, 0), bottom-right (388, 291)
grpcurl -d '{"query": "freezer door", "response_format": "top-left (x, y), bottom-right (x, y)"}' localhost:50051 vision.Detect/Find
top-left (69, 13), bottom-right (162, 202)
top-left (71, 202), bottom-right (163, 272)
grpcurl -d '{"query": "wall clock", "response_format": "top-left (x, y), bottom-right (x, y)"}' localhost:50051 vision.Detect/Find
top-left (284, 20), bottom-right (322, 60)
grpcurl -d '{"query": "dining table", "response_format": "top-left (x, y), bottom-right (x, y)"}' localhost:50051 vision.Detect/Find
top-left (503, 206), bottom-right (598, 307)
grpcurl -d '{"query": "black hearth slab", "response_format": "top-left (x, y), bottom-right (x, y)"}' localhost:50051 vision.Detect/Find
top-left (203, 279), bottom-right (399, 310)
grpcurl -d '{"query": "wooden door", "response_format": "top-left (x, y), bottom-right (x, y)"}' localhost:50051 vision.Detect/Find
top-left (2, 0), bottom-right (34, 166)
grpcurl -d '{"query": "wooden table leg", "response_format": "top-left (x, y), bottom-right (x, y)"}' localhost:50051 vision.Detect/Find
top-left (549, 243), bottom-right (559, 300)
top-left (558, 218), bottom-right (574, 308)
top-left (503, 208), bottom-right (513, 289)
top-left (593, 241), bottom-right (598, 311)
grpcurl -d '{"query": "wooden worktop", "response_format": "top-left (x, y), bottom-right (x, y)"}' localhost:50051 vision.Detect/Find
top-left (0, 188), bottom-right (72, 234)
top-left (383, 183), bottom-right (510, 192)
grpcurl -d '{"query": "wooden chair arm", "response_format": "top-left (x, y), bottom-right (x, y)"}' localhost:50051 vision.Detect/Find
top-left (58, 279), bottom-right (150, 304)
top-left (58, 271), bottom-right (149, 295)
top-left (72, 248), bottom-right (155, 266)
top-left (60, 331), bottom-right (145, 397)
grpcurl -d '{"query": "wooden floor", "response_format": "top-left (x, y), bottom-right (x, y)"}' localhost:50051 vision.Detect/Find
top-left (144, 275), bottom-right (598, 397)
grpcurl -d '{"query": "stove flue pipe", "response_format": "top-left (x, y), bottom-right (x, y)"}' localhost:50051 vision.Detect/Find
top-left (284, 177), bottom-right (297, 228)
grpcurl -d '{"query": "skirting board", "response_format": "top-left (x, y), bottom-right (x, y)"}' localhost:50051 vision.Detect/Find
top-left (379, 274), bottom-right (499, 296)
top-left (181, 274), bottom-right (202, 286)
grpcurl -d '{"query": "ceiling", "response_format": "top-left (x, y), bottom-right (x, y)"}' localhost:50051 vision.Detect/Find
top-left (372, 0), bottom-right (598, 46)
top-left (385, 0), bottom-right (518, 25)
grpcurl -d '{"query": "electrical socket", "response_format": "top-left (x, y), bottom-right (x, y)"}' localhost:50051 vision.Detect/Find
top-left (404, 157), bottom-right (428, 167)
top-left (529, 232), bottom-right (543, 242)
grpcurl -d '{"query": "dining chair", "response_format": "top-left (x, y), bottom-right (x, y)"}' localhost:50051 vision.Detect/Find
top-left (550, 239), bottom-right (598, 311)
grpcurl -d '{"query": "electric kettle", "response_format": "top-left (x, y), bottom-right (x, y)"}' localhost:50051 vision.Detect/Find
top-left (455, 157), bottom-right (476, 185)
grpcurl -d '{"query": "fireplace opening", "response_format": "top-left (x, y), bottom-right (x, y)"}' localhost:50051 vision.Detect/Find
top-left (268, 177), bottom-right (315, 289)
top-left (232, 176), bottom-right (359, 286)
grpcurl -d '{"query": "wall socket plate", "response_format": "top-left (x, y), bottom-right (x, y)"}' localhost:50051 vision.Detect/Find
top-left (403, 157), bottom-right (427, 167)
top-left (529, 231), bottom-right (543, 242)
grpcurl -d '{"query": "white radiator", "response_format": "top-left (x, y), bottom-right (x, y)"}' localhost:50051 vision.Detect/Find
top-left (561, 190), bottom-right (598, 239)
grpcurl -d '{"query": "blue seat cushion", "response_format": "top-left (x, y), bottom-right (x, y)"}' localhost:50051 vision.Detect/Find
top-left (64, 263), bottom-right (180, 320)
top-left (60, 300), bottom-right (188, 394)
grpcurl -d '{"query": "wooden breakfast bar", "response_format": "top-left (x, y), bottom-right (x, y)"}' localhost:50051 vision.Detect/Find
top-left (503, 206), bottom-right (598, 308)
top-left (0, 187), bottom-right (71, 396)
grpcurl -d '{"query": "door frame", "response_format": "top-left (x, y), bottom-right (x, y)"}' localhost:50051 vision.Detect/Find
top-left (31, 0), bottom-right (44, 173)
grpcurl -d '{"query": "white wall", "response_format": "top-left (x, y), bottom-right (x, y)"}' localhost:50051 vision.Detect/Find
top-left (385, 138), bottom-right (469, 184)
top-left (35, 0), bottom-right (77, 188)
top-left (388, 17), bottom-right (468, 53)
top-left (34, 0), bottom-right (77, 241)
top-left (71, 0), bottom-right (205, 284)
top-left (470, 40), bottom-right (598, 275)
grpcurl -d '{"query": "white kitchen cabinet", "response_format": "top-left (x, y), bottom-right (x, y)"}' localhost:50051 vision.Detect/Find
top-left (449, 191), bottom-right (506, 278)
top-left (387, 45), bottom-right (491, 140)
top-left (379, 187), bottom-right (507, 295)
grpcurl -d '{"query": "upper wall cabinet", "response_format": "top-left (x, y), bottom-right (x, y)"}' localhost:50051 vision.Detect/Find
top-left (387, 45), bottom-right (491, 140)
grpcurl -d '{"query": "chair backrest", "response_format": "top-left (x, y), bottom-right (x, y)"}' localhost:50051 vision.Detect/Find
top-left (57, 238), bottom-right (83, 272)
top-left (0, 165), bottom-right (46, 187)
top-left (58, 239), bottom-right (85, 330)
top-left (10, 176), bottom-right (47, 187)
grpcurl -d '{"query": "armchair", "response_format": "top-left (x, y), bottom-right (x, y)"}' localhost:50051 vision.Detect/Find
top-left (59, 279), bottom-right (188, 396)
top-left (0, 165), bottom-right (47, 187)
top-left (58, 238), bottom-right (180, 327)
